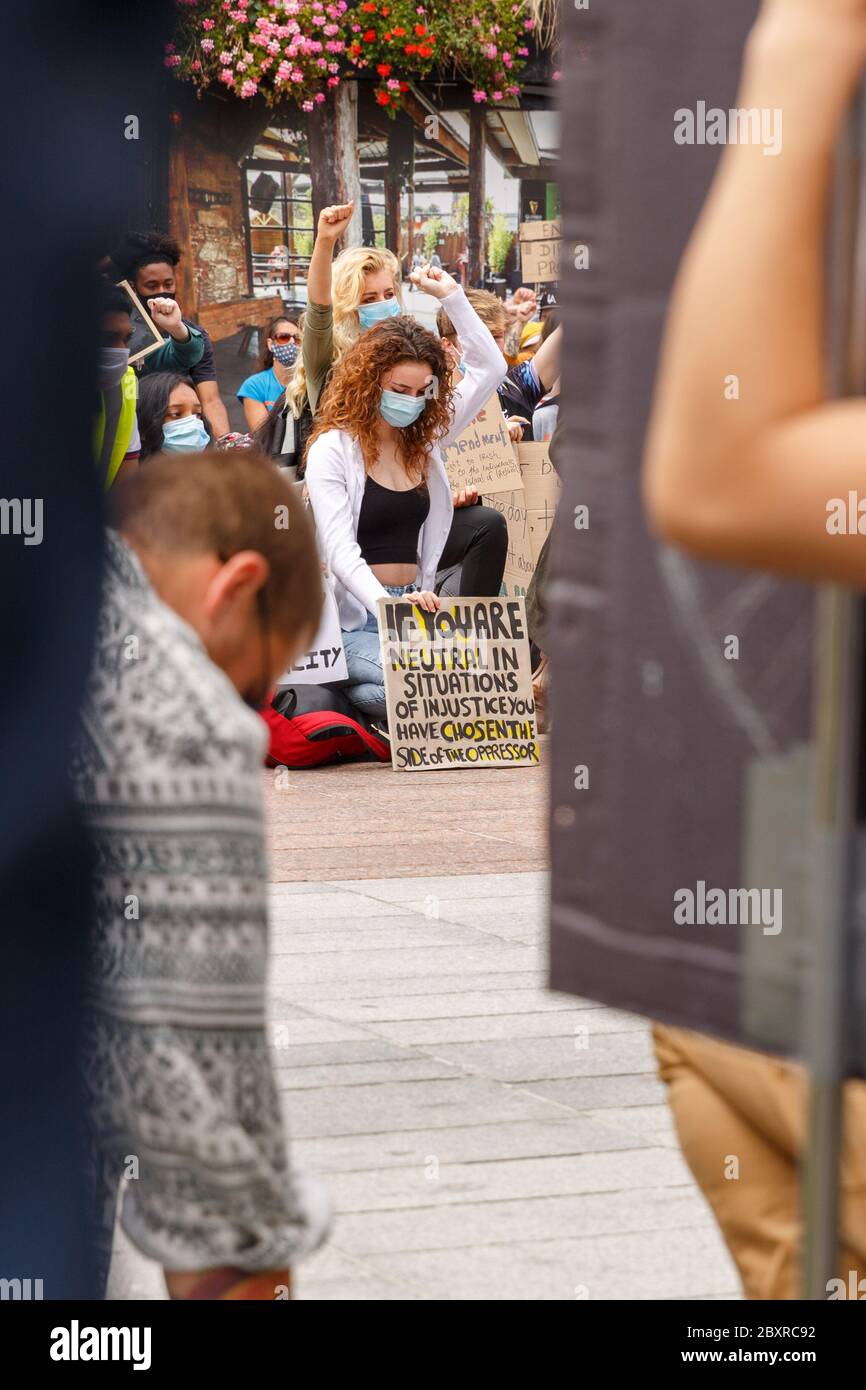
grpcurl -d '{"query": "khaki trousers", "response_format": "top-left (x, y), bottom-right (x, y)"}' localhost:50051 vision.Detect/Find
top-left (652, 1023), bottom-right (866, 1299)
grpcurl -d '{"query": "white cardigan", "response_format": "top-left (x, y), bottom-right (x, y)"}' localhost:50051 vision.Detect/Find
top-left (305, 286), bottom-right (508, 632)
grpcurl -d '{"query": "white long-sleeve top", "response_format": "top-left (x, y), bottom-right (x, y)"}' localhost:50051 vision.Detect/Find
top-left (305, 286), bottom-right (508, 632)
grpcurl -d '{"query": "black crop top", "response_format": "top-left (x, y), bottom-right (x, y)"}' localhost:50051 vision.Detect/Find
top-left (357, 476), bottom-right (430, 565)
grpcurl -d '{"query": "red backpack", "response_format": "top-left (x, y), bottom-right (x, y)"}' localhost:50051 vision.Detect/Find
top-left (261, 685), bottom-right (390, 769)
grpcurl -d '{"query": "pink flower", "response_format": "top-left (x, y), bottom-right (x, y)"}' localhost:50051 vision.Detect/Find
top-left (202, 17), bottom-right (215, 29)
top-left (219, 50), bottom-right (233, 64)
top-left (552, 70), bottom-right (561, 81)
top-left (164, 42), bottom-right (176, 53)
top-left (163, 54), bottom-right (181, 68)
top-left (492, 90), bottom-right (503, 101)
top-left (315, 91), bottom-right (326, 102)
top-left (191, 59), bottom-right (201, 71)
top-left (524, 18), bottom-right (535, 29)
top-left (302, 98), bottom-right (314, 111)
top-left (201, 38), bottom-right (215, 51)
top-left (482, 43), bottom-right (497, 58)
top-left (472, 89), bottom-right (487, 102)
top-left (327, 74), bottom-right (340, 85)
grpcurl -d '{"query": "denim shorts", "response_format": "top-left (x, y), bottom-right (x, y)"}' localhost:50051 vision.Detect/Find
top-left (339, 582), bottom-right (420, 721)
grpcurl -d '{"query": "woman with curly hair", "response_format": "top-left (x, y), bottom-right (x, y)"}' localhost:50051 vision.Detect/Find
top-left (298, 204), bottom-right (509, 600)
top-left (304, 263), bottom-right (507, 724)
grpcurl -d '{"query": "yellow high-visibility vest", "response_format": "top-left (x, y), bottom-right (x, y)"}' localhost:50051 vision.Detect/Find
top-left (94, 366), bottom-right (137, 491)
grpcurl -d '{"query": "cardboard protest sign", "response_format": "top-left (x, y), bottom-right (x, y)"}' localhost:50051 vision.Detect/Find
top-left (519, 238), bottom-right (560, 283)
top-left (519, 219), bottom-right (561, 242)
top-left (376, 595), bottom-right (540, 772)
top-left (442, 394), bottom-right (523, 494)
top-left (516, 441), bottom-right (561, 565)
top-left (278, 583), bottom-right (347, 685)
top-left (116, 279), bottom-right (166, 366)
top-left (482, 488), bottom-right (535, 597)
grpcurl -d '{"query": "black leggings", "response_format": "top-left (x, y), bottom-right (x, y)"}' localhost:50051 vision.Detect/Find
top-left (438, 503), bottom-right (508, 596)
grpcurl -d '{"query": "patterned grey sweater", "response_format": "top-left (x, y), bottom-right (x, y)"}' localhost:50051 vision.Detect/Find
top-left (72, 532), bottom-right (330, 1272)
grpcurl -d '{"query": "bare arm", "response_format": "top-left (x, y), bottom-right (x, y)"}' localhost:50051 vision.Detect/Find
top-left (195, 380), bottom-right (230, 439)
top-left (531, 324), bottom-right (561, 394)
top-left (644, 1), bottom-right (866, 587)
top-left (242, 397), bottom-right (269, 431)
top-left (306, 202), bottom-right (354, 307)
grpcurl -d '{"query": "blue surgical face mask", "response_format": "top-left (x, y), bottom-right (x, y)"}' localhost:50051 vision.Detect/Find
top-left (379, 389), bottom-right (427, 429)
top-left (271, 341), bottom-right (298, 367)
top-left (358, 296), bottom-right (401, 331)
top-left (162, 415), bottom-right (210, 453)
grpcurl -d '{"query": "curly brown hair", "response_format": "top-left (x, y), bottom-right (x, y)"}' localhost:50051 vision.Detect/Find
top-left (306, 316), bottom-right (453, 479)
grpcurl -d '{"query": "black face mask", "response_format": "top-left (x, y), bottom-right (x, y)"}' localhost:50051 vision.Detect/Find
top-left (140, 291), bottom-right (176, 311)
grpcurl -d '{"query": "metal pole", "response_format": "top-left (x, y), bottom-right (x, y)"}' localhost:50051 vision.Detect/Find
top-left (801, 81), bottom-right (866, 1300)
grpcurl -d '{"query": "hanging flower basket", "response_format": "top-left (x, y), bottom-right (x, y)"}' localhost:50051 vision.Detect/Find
top-left (168, 0), bottom-right (542, 115)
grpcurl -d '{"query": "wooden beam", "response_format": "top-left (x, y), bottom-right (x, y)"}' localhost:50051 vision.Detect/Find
top-left (167, 124), bottom-right (198, 318)
top-left (468, 103), bottom-right (486, 287)
top-left (307, 82), bottom-right (362, 246)
top-left (400, 90), bottom-right (469, 166)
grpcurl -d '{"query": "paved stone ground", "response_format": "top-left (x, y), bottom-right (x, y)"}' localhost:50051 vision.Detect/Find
top-left (107, 760), bottom-right (740, 1300)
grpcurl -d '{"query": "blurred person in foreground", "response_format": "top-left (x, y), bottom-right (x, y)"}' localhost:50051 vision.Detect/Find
top-left (73, 450), bottom-right (330, 1298)
top-left (643, 0), bottom-right (866, 1299)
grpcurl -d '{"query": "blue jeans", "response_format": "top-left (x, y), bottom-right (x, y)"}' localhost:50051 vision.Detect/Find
top-left (340, 582), bottom-right (418, 723)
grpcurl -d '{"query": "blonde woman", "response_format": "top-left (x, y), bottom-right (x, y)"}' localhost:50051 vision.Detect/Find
top-left (298, 204), bottom-right (508, 597)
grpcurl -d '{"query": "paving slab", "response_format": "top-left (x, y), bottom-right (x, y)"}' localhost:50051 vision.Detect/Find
top-left (322, 1147), bottom-right (694, 1213)
top-left (332, 1187), bottom-right (716, 1257)
top-left (291, 1115), bottom-right (660, 1174)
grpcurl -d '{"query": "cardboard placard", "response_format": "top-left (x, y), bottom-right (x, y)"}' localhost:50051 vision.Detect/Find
top-left (116, 279), bottom-right (166, 366)
top-left (442, 394), bottom-right (523, 494)
top-left (278, 583), bottom-right (347, 685)
top-left (377, 595), bottom-right (540, 772)
top-left (519, 238), bottom-right (560, 284)
top-left (519, 219), bottom-right (561, 242)
top-left (482, 487), bottom-right (536, 597)
top-left (516, 441), bottom-right (561, 564)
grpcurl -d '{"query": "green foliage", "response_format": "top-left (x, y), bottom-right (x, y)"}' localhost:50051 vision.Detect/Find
top-left (423, 214), bottom-right (443, 259)
top-left (487, 213), bottom-right (512, 274)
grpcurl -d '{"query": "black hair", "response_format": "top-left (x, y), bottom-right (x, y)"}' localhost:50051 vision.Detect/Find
top-left (98, 282), bottom-right (133, 320)
top-left (540, 310), bottom-right (559, 343)
top-left (137, 372), bottom-right (198, 461)
top-left (109, 231), bottom-right (182, 284)
top-left (257, 313), bottom-right (299, 371)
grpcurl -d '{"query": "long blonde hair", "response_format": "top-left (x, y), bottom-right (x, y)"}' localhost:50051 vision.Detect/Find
top-left (287, 245), bottom-right (402, 415)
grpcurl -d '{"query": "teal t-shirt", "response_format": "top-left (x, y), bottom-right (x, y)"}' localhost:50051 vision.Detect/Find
top-left (237, 367), bottom-right (284, 410)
